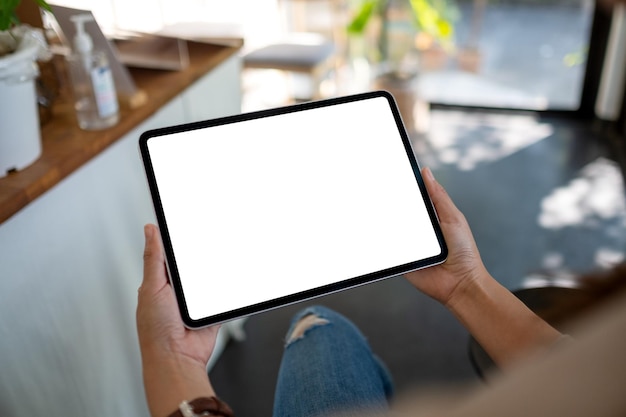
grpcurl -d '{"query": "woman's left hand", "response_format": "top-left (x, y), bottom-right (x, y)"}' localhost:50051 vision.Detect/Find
top-left (137, 223), bottom-right (219, 365)
top-left (137, 223), bottom-right (219, 417)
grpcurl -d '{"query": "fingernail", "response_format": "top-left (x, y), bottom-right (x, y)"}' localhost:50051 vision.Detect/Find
top-left (144, 224), bottom-right (153, 241)
top-left (423, 167), bottom-right (435, 182)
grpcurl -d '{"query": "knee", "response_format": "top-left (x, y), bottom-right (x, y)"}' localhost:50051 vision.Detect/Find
top-left (285, 306), bottom-right (331, 346)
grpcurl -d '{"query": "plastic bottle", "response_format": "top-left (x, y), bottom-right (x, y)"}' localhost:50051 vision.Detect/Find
top-left (66, 14), bottom-right (119, 130)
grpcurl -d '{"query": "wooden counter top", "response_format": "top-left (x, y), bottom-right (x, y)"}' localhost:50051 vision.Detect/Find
top-left (0, 40), bottom-right (242, 225)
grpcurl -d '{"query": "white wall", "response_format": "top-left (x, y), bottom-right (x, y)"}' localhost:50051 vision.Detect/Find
top-left (0, 55), bottom-right (241, 417)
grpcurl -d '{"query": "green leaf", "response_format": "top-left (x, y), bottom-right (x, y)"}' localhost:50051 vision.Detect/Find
top-left (436, 19), bottom-right (452, 38)
top-left (0, 0), bottom-right (53, 31)
top-left (36, 0), bottom-right (51, 13)
top-left (563, 47), bottom-right (587, 67)
top-left (0, 0), bottom-right (19, 30)
top-left (347, 0), bottom-right (379, 35)
top-left (0, 15), bottom-right (12, 32)
top-left (409, 0), bottom-right (454, 43)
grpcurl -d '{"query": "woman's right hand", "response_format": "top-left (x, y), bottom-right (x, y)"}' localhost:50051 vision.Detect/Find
top-left (404, 167), bottom-right (490, 307)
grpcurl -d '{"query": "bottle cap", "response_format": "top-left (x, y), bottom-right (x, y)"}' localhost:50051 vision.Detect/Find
top-left (70, 14), bottom-right (95, 55)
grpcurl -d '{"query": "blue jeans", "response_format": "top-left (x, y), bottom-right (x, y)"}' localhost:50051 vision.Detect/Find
top-left (273, 306), bottom-right (394, 417)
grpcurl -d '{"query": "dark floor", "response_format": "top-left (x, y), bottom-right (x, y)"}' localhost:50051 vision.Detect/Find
top-left (209, 108), bottom-right (626, 417)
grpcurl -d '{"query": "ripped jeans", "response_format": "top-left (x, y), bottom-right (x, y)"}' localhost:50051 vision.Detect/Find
top-left (273, 306), bottom-right (394, 417)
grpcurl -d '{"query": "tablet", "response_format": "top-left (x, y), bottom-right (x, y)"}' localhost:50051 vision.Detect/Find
top-left (139, 91), bottom-right (447, 328)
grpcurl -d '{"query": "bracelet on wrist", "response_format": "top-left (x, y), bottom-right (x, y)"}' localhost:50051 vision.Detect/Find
top-left (167, 396), bottom-right (234, 417)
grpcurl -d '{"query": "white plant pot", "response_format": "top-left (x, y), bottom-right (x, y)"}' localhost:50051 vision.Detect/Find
top-left (0, 33), bottom-right (42, 178)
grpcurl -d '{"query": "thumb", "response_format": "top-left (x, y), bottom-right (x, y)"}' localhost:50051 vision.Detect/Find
top-left (421, 167), bottom-right (465, 227)
top-left (141, 224), bottom-right (168, 295)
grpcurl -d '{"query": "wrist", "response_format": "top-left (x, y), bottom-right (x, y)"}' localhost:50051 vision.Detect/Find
top-left (142, 352), bottom-right (216, 417)
top-left (445, 268), bottom-right (562, 367)
top-left (443, 265), bottom-right (492, 311)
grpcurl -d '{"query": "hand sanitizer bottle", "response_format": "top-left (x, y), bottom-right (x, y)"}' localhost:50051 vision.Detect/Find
top-left (66, 14), bottom-right (119, 130)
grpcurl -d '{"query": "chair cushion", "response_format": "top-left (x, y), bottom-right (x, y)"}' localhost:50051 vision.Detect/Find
top-left (244, 41), bottom-right (335, 70)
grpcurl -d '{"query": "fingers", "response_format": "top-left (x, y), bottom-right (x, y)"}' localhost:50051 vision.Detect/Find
top-left (421, 168), bottom-right (481, 256)
top-left (141, 224), bottom-right (168, 295)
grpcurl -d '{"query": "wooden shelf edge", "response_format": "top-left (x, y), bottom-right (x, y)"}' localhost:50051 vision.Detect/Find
top-left (0, 41), bottom-right (242, 225)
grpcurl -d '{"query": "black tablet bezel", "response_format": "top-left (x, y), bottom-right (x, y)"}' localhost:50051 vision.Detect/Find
top-left (139, 90), bottom-right (447, 328)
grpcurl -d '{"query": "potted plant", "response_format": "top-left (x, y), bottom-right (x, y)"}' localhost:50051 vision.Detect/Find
top-left (347, 0), bottom-right (456, 132)
top-left (0, 0), bottom-right (51, 177)
top-left (348, 0), bottom-right (456, 72)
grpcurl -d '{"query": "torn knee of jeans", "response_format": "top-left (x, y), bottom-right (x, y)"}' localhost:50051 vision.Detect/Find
top-left (285, 313), bottom-right (330, 346)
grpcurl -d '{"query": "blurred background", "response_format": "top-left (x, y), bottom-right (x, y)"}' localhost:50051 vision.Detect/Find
top-left (4, 0), bottom-right (626, 416)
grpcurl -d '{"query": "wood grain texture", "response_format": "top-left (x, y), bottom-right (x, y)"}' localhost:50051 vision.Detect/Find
top-left (0, 40), bottom-right (243, 224)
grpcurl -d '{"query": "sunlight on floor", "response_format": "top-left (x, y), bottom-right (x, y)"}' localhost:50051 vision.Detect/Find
top-left (425, 111), bottom-right (554, 171)
top-left (528, 247), bottom-right (625, 286)
top-left (418, 71), bottom-right (551, 110)
top-left (537, 157), bottom-right (626, 270)
top-left (538, 157), bottom-right (626, 230)
top-left (522, 269), bottom-right (579, 289)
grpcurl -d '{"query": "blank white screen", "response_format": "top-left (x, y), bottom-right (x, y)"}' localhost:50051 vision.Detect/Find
top-left (147, 96), bottom-right (442, 321)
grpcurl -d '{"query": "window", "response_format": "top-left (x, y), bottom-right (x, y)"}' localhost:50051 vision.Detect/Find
top-left (418, 0), bottom-right (595, 111)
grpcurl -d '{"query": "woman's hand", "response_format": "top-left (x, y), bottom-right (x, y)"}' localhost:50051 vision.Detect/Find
top-left (137, 223), bottom-right (219, 365)
top-left (404, 168), bottom-right (489, 307)
top-left (407, 169), bottom-right (561, 368)
top-left (137, 224), bottom-right (219, 417)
